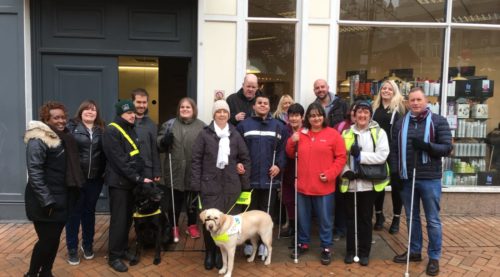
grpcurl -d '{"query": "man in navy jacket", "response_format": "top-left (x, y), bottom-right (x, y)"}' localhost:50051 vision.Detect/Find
top-left (390, 87), bottom-right (452, 276)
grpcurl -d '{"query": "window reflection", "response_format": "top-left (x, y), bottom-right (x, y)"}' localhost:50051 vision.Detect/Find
top-left (340, 0), bottom-right (446, 22)
top-left (247, 23), bottom-right (295, 111)
top-left (248, 0), bottom-right (296, 18)
top-left (452, 0), bottom-right (500, 24)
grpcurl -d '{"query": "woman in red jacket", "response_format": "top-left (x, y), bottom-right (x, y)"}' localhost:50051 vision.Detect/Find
top-left (286, 102), bottom-right (347, 265)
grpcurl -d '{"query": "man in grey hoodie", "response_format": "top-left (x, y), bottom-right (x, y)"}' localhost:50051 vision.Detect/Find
top-left (132, 88), bottom-right (161, 182)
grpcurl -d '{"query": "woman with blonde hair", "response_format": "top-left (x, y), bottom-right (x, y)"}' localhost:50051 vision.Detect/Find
top-left (371, 80), bottom-right (406, 234)
top-left (273, 94), bottom-right (294, 124)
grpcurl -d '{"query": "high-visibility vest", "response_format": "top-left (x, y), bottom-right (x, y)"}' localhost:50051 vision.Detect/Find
top-left (340, 126), bottom-right (390, 193)
top-left (109, 122), bottom-right (140, 157)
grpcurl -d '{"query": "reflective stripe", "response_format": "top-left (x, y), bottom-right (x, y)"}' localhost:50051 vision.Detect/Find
top-left (133, 208), bottom-right (161, 218)
top-left (243, 130), bottom-right (281, 139)
top-left (109, 122), bottom-right (139, 156)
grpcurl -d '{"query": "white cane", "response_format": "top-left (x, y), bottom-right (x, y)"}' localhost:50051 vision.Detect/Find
top-left (353, 184), bottom-right (360, 263)
top-left (293, 146), bottom-right (299, 264)
top-left (404, 154), bottom-right (418, 277)
top-left (168, 152), bottom-right (179, 243)
top-left (277, 177), bottom-right (283, 239)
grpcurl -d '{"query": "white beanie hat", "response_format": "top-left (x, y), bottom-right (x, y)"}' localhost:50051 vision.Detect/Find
top-left (212, 100), bottom-right (230, 117)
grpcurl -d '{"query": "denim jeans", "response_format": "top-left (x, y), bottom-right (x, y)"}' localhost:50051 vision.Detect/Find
top-left (401, 178), bottom-right (442, 260)
top-left (297, 192), bottom-right (335, 249)
top-left (65, 178), bottom-right (104, 250)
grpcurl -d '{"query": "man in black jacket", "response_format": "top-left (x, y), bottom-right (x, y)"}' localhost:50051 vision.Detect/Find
top-left (103, 100), bottom-right (153, 272)
top-left (313, 79), bottom-right (348, 127)
top-left (227, 74), bottom-right (262, 126)
top-left (131, 88), bottom-right (161, 182)
top-left (390, 87), bottom-right (452, 276)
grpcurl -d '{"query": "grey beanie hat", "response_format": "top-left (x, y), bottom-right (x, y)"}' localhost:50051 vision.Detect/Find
top-left (212, 100), bottom-right (230, 116)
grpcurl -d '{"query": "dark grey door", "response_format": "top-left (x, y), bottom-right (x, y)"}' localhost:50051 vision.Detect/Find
top-left (41, 54), bottom-right (118, 212)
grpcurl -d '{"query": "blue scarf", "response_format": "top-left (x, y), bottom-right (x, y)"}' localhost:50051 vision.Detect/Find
top-left (399, 108), bottom-right (434, 179)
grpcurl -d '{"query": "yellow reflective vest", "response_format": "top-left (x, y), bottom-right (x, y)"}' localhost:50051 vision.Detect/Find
top-left (340, 126), bottom-right (390, 193)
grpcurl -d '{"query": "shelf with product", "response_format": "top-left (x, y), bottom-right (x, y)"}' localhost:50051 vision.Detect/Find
top-left (443, 78), bottom-right (496, 187)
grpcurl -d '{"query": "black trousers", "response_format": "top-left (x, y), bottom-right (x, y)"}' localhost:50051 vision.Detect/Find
top-left (108, 187), bottom-right (134, 261)
top-left (345, 190), bottom-right (377, 258)
top-left (374, 175), bottom-right (403, 216)
top-left (163, 188), bottom-right (198, 227)
top-left (27, 221), bottom-right (65, 276)
top-left (249, 188), bottom-right (277, 220)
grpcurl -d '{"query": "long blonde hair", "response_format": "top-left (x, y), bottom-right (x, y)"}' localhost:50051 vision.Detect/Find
top-left (372, 80), bottom-right (406, 115)
top-left (273, 94), bottom-right (294, 118)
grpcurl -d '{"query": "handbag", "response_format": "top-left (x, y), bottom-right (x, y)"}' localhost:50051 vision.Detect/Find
top-left (354, 134), bottom-right (388, 181)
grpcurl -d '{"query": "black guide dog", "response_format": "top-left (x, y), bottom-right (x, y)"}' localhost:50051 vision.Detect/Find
top-left (130, 182), bottom-right (171, 266)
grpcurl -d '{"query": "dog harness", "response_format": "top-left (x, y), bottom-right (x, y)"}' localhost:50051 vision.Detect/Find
top-left (212, 215), bottom-right (242, 242)
top-left (133, 208), bottom-right (161, 218)
top-left (109, 122), bottom-right (140, 157)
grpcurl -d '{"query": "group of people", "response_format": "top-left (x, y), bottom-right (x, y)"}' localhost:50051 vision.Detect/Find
top-left (23, 73), bottom-right (452, 277)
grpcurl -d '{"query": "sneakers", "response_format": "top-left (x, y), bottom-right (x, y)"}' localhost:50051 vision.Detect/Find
top-left (344, 254), bottom-right (354, 264)
top-left (393, 251), bottom-right (423, 263)
top-left (426, 259), bottom-right (440, 276)
top-left (67, 248), bottom-right (80, 265)
top-left (81, 245), bottom-right (94, 260)
top-left (258, 244), bottom-right (268, 257)
top-left (244, 244), bottom-right (253, 256)
top-left (290, 243), bottom-right (309, 259)
top-left (359, 256), bottom-right (369, 266)
top-left (108, 259), bottom-right (128, 272)
top-left (320, 248), bottom-right (332, 265)
top-left (186, 224), bottom-right (201, 239)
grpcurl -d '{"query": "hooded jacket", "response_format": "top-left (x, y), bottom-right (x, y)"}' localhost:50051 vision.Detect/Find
top-left (285, 126), bottom-right (347, 196)
top-left (314, 92), bottom-right (348, 127)
top-left (237, 113), bottom-right (288, 189)
top-left (24, 121), bottom-right (69, 222)
top-left (226, 88), bottom-right (262, 126)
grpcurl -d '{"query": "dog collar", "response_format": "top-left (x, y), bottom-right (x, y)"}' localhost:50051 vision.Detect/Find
top-left (133, 208), bottom-right (161, 218)
top-left (212, 215), bottom-right (242, 242)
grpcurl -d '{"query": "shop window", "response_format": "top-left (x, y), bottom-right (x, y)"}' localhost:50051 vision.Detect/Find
top-left (247, 23), bottom-right (295, 112)
top-left (248, 0), bottom-right (296, 18)
top-left (444, 29), bottom-right (500, 187)
top-left (340, 0), bottom-right (446, 22)
top-left (337, 27), bottom-right (444, 103)
top-left (452, 0), bottom-right (500, 24)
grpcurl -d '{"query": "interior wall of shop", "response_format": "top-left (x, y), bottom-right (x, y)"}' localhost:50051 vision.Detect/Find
top-left (0, 0), bottom-right (27, 220)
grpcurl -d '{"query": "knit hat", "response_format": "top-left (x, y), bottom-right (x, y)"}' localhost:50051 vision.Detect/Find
top-left (115, 99), bottom-right (136, 116)
top-left (212, 100), bottom-right (230, 116)
top-left (354, 101), bottom-right (373, 116)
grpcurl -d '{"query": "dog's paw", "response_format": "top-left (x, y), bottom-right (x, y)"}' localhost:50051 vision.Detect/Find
top-left (247, 256), bottom-right (255, 263)
top-left (218, 267), bottom-right (227, 275)
top-left (264, 259), bottom-right (271, 266)
top-left (223, 273), bottom-right (232, 277)
top-left (129, 259), bottom-right (139, 266)
top-left (153, 257), bottom-right (161, 265)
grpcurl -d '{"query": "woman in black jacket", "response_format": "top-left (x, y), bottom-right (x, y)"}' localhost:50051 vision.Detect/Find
top-left (24, 101), bottom-right (83, 277)
top-left (65, 100), bottom-right (106, 265)
top-left (190, 100), bottom-right (251, 271)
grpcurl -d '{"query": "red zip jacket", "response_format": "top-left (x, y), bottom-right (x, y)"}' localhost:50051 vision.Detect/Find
top-left (286, 127), bottom-right (347, 196)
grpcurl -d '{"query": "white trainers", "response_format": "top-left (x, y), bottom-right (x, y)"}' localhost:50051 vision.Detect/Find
top-left (258, 244), bottom-right (268, 257)
top-left (244, 244), bottom-right (253, 256)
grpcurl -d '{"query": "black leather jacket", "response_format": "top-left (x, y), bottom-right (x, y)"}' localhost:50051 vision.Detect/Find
top-left (68, 120), bottom-right (106, 180)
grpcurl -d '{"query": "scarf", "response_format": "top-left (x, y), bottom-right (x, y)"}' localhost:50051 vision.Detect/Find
top-left (214, 123), bottom-right (230, 169)
top-left (52, 126), bottom-right (85, 188)
top-left (399, 108), bottom-right (434, 179)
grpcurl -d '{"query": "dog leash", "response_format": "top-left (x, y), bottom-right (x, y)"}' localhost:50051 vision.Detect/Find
top-left (197, 189), bottom-right (253, 214)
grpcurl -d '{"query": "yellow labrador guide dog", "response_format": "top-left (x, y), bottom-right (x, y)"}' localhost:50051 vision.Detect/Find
top-left (200, 208), bottom-right (273, 277)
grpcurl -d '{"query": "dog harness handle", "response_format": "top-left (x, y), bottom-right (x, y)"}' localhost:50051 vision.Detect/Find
top-left (109, 122), bottom-right (140, 157)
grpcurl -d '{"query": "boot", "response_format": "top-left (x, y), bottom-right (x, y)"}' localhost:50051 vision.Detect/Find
top-left (281, 219), bottom-right (295, 238)
top-left (203, 229), bottom-right (215, 270)
top-left (215, 247), bottom-right (223, 269)
top-left (374, 211), bottom-right (385, 231)
top-left (389, 216), bottom-right (400, 234)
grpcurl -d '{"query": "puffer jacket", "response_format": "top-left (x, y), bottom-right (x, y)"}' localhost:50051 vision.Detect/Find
top-left (135, 115), bottom-right (161, 178)
top-left (102, 116), bottom-right (145, 190)
top-left (390, 111), bottom-right (452, 180)
top-left (24, 121), bottom-right (69, 222)
top-left (190, 122), bottom-right (251, 212)
top-left (236, 114), bottom-right (288, 189)
top-left (285, 126), bottom-right (347, 196)
top-left (67, 119), bottom-right (105, 180)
